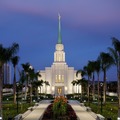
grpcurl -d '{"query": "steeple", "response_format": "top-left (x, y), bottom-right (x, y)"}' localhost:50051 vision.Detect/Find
top-left (54, 14), bottom-right (65, 62)
top-left (58, 13), bottom-right (62, 44)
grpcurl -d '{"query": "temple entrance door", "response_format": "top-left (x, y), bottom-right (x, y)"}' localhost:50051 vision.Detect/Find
top-left (55, 86), bottom-right (64, 96)
top-left (58, 87), bottom-right (62, 95)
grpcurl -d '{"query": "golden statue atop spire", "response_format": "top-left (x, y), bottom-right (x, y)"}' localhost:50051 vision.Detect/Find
top-left (58, 13), bottom-right (61, 20)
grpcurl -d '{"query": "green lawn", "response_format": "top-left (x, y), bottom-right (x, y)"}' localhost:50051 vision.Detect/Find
top-left (85, 102), bottom-right (118, 120)
top-left (67, 94), bottom-right (118, 120)
top-left (2, 95), bottom-right (35, 120)
top-left (2, 94), bottom-right (118, 120)
top-left (3, 102), bottom-right (33, 120)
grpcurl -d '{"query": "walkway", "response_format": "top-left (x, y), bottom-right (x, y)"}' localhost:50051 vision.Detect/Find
top-left (22, 100), bottom-right (51, 120)
top-left (22, 100), bottom-right (97, 120)
top-left (69, 100), bottom-right (97, 120)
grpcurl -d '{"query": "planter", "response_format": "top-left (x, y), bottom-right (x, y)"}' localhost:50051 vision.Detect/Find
top-left (41, 103), bottom-right (77, 120)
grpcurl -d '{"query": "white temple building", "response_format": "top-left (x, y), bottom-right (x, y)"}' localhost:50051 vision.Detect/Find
top-left (38, 15), bottom-right (81, 96)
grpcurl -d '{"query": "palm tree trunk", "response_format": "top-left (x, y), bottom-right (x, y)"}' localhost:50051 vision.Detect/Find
top-left (117, 54), bottom-right (120, 117)
top-left (30, 84), bottom-right (32, 104)
top-left (81, 84), bottom-right (82, 101)
top-left (21, 84), bottom-right (24, 101)
top-left (0, 66), bottom-right (3, 117)
top-left (76, 85), bottom-right (77, 93)
top-left (39, 87), bottom-right (41, 98)
top-left (103, 70), bottom-right (106, 105)
top-left (97, 73), bottom-right (100, 112)
top-left (45, 84), bottom-right (46, 94)
top-left (72, 85), bottom-right (74, 93)
top-left (24, 75), bottom-right (28, 100)
top-left (36, 87), bottom-right (38, 99)
top-left (24, 81), bottom-right (27, 100)
top-left (13, 67), bottom-right (16, 104)
top-left (118, 63), bottom-right (120, 117)
top-left (78, 85), bottom-right (79, 94)
top-left (92, 73), bottom-right (95, 100)
top-left (88, 76), bottom-right (90, 106)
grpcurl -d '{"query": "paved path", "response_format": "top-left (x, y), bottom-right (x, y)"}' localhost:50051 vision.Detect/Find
top-left (69, 100), bottom-right (97, 120)
top-left (22, 100), bottom-right (97, 120)
top-left (22, 100), bottom-right (51, 120)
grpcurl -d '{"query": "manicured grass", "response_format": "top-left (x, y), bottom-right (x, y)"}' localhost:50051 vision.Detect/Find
top-left (3, 102), bottom-right (34, 120)
top-left (2, 94), bottom-right (52, 120)
top-left (68, 94), bottom-right (118, 120)
top-left (84, 102), bottom-right (118, 120)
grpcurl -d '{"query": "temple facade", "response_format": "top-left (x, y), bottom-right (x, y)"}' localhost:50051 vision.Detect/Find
top-left (38, 15), bottom-right (81, 96)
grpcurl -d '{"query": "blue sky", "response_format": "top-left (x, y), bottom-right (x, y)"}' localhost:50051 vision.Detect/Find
top-left (0, 0), bottom-right (120, 82)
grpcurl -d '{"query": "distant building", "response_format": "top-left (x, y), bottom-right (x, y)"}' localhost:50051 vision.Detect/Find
top-left (38, 15), bottom-right (81, 96)
top-left (3, 63), bottom-right (11, 84)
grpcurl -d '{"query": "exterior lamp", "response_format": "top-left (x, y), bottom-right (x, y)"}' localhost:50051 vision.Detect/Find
top-left (118, 117), bottom-right (120, 120)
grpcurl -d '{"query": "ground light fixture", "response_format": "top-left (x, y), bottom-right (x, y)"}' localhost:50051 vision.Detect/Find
top-left (118, 117), bottom-right (120, 120)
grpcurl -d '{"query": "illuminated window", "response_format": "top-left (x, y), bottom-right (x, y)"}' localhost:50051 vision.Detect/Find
top-left (56, 75), bottom-right (64, 83)
top-left (59, 75), bottom-right (61, 82)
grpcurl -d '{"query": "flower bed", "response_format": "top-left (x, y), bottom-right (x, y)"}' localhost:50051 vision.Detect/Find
top-left (42, 96), bottom-right (77, 120)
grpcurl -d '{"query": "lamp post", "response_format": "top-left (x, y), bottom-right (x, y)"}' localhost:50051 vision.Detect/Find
top-left (16, 82), bottom-right (19, 113)
top-left (100, 82), bottom-right (103, 113)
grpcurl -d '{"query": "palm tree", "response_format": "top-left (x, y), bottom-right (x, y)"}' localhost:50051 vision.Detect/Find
top-left (28, 67), bottom-right (40, 103)
top-left (94, 59), bottom-right (101, 112)
top-left (37, 80), bottom-right (44, 97)
top-left (83, 64), bottom-right (92, 105)
top-left (28, 68), bottom-right (34, 103)
top-left (18, 69), bottom-right (26, 101)
top-left (44, 81), bottom-right (50, 94)
top-left (33, 71), bottom-right (41, 99)
top-left (77, 78), bottom-right (87, 101)
top-left (21, 62), bottom-right (30, 100)
top-left (76, 79), bottom-right (81, 94)
top-left (0, 43), bottom-right (19, 117)
top-left (71, 80), bottom-right (77, 93)
top-left (76, 69), bottom-right (86, 78)
top-left (88, 61), bottom-right (96, 100)
top-left (11, 56), bottom-right (20, 104)
top-left (98, 52), bottom-right (114, 104)
top-left (109, 37), bottom-right (120, 117)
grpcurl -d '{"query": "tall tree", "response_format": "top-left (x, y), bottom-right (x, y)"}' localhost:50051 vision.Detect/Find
top-left (84, 64), bottom-right (92, 105)
top-left (76, 79), bottom-right (81, 94)
top-left (94, 59), bottom-right (101, 112)
top-left (33, 71), bottom-right (41, 99)
top-left (71, 80), bottom-right (77, 93)
top-left (44, 81), bottom-right (50, 94)
top-left (109, 37), bottom-right (120, 117)
top-left (18, 69), bottom-right (26, 101)
top-left (98, 52), bottom-right (114, 104)
top-left (28, 67), bottom-right (36, 103)
top-left (88, 61), bottom-right (96, 100)
top-left (11, 56), bottom-right (20, 104)
top-left (0, 43), bottom-right (19, 117)
top-left (77, 78), bottom-right (87, 101)
top-left (37, 80), bottom-right (44, 97)
top-left (21, 62), bottom-right (30, 100)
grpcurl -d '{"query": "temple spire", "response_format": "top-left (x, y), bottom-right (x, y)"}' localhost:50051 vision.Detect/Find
top-left (58, 13), bottom-right (62, 44)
